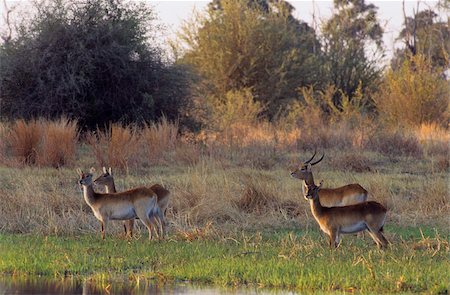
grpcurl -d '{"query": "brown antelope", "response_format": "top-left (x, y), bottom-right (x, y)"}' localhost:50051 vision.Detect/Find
top-left (77, 169), bottom-right (163, 240)
top-left (305, 181), bottom-right (389, 249)
top-left (290, 150), bottom-right (368, 207)
top-left (93, 167), bottom-right (170, 238)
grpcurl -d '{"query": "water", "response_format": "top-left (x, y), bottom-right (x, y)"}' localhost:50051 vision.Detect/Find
top-left (0, 276), bottom-right (290, 294)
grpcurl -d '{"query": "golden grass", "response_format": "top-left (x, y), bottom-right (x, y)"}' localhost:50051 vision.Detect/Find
top-left (87, 124), bottom-right (141, 171)
top-left (8, 119), bottom-right (42, 165)
top-left (140, 117), bottom-right (178, 165)
top-left (0, 122), bottom-right (8, 164)
top-left (0, 118), bottom-right (448, 234)
top-left (0, 149), bottom-right (447, 235)
top-left (35, 118), bottom-right (78, 167)
top-left (1, 118), bottom-right (78, 167)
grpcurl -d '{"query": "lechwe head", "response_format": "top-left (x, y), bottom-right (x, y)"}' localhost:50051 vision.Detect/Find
top-left (305, 181), bottom-right (389, 249)
top-left (290, 149), bottom-right (324, 185)
top-left (93, 167), bottom-right (171, 237)
top-left (77, 168), bottom-right (163, 240)
top-left (290, 150), bottom-right (368, 207)
top-left (93, 167), bottom-right (116, 193)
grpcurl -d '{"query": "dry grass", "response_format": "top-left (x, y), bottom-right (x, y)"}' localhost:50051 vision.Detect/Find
top-left (87, 124), bottom-right (141, 171)
top-left (7, 119), bottom-right (42, 165)
top-left (0, 118), bottom-right (448, 234)
top-left (0, 122), bottom-right (8, 164)
top-left (35, 118), bottom-right (78, 167)
top-left (140, 117), bottom-right (179, 165)
top-left (0, 146), bottom-right (448, 235)
top-left (1, 118), bottom-right (78, 167)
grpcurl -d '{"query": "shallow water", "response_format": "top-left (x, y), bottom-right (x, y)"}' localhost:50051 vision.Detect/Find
top-left (0, 276), bottom-right (290, 294)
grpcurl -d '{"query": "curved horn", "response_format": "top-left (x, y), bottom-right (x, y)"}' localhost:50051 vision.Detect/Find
top-left (310, 153), bottom-right (324, 166)
top-left (303, 149), bottom-right (317, 164)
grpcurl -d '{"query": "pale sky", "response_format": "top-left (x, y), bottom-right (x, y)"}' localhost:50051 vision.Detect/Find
top-left (1, 0), bottom-right (447, 61)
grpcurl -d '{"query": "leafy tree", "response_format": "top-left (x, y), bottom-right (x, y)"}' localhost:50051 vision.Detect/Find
top-left (321, 0), bottom-right (384, 107)
top-left (0, 0), bottom-right (190, 129)
top-left (392, 6), bottom-right (449, 72)
top-left (176, 0), bottom-right (323, 122)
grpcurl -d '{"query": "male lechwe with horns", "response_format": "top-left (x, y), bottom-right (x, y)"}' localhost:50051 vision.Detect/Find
top-left (290, 150), bottom-right (368, 207)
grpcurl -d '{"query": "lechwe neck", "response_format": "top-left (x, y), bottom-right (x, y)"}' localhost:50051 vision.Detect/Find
top-left (82, 184), bottom-right (97, 206)
top-left (309, 187), bottom-right (325, 219)
top-left (302, 172), bottom-right (316, 196)
top-left (104, 179), bottom-right (117, 194)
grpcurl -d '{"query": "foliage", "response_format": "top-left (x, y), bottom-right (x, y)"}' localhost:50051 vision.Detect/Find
top-left (321, 0), bottom-right (384, 107)
top-left (0, 0), bottom-right (190, 129)
top-left (176, 0), bottom-right (322, 121)
top-left (393, 7), bottom-right (450, 71)
top-left (208, 88), bottom-right (263, 130)
top-left (375, 54), bottom-right (449, 127)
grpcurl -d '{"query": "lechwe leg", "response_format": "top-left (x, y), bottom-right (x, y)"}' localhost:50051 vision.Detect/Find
top-left (329, 230), bottom-right (339, 249)
top-left (366, 226), bottom-right (389, 249)
top-left (124, 220), bottom-right (134, 238)
top-left (100, 219), bottom-right (108, 240)
top-left (151, 206), bottom-right (165, 239)
top-left (135, 198), bottom-right (158, 240)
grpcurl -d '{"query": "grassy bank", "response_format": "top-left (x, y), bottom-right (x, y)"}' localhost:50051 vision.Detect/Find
top-left (0, 227), bottom-right (448, 293)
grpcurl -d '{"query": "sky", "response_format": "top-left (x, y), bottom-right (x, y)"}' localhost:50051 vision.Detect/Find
top-left (1, 0), bottom-right (447, 61)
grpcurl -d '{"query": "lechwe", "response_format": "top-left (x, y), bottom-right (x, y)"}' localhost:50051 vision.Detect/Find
top-left (93, 167), bottom-right (170, 238)
top-left (290, 150), bottom-right (368, 206)
top-left (77, 169), bottom-right (163, 240)
top-left (305, 181), bottom-right (389, 249)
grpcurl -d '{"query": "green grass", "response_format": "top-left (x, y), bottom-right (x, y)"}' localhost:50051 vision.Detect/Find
top-left (0, 226), bottom-right (448, 293)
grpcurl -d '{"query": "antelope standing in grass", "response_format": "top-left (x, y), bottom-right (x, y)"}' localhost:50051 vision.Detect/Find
top-left (77, 169), bottom-right (163, 240)
top-left (305, 181), bottom-right (389, 249)
top-left (290, 150), bottom-right (368, 206)
top-left (93, 167), bottom-right (170, 238)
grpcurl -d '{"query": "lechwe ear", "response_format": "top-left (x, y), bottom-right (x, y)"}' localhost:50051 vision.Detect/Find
top-left (108, 167), bottom-right (112, 175)
top-left (76, 168), bottom-right (83, 176)
top-left (102, 167), bottom-right (108, 174)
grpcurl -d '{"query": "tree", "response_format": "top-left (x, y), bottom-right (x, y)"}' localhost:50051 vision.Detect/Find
top-left (176, 0), bottom-right (323, 122)
top-left (392, 4), bottom-right (449, 72)
top-left (321, 0), bottom-right (384, 108)
top-left (0, 0), bottom-right (190, 129)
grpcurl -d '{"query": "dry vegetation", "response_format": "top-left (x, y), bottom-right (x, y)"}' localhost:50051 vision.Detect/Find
top-left (0, 117), bottom-right (448, 235)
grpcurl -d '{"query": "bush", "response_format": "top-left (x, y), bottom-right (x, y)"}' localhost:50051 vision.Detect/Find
top-left (0, 0), bottom-right (190, 129)
top-left (375, 54), bottom-right (449, 127)
top-left (209, 88), bottom-right (263, 131)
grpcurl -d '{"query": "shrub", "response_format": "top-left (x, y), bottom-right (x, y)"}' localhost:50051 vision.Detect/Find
top-left (375, 54), bottom-right (449, 127)
top-left (368, 130), bottom-right (423, 158)
top-left (209, 88), bottom-right (264, 131)
top-left (0, 0), bottom-right (190, 129)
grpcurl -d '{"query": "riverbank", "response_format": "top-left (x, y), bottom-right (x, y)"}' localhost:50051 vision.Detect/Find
top-left (0, 227), bottom-right (448, 293)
